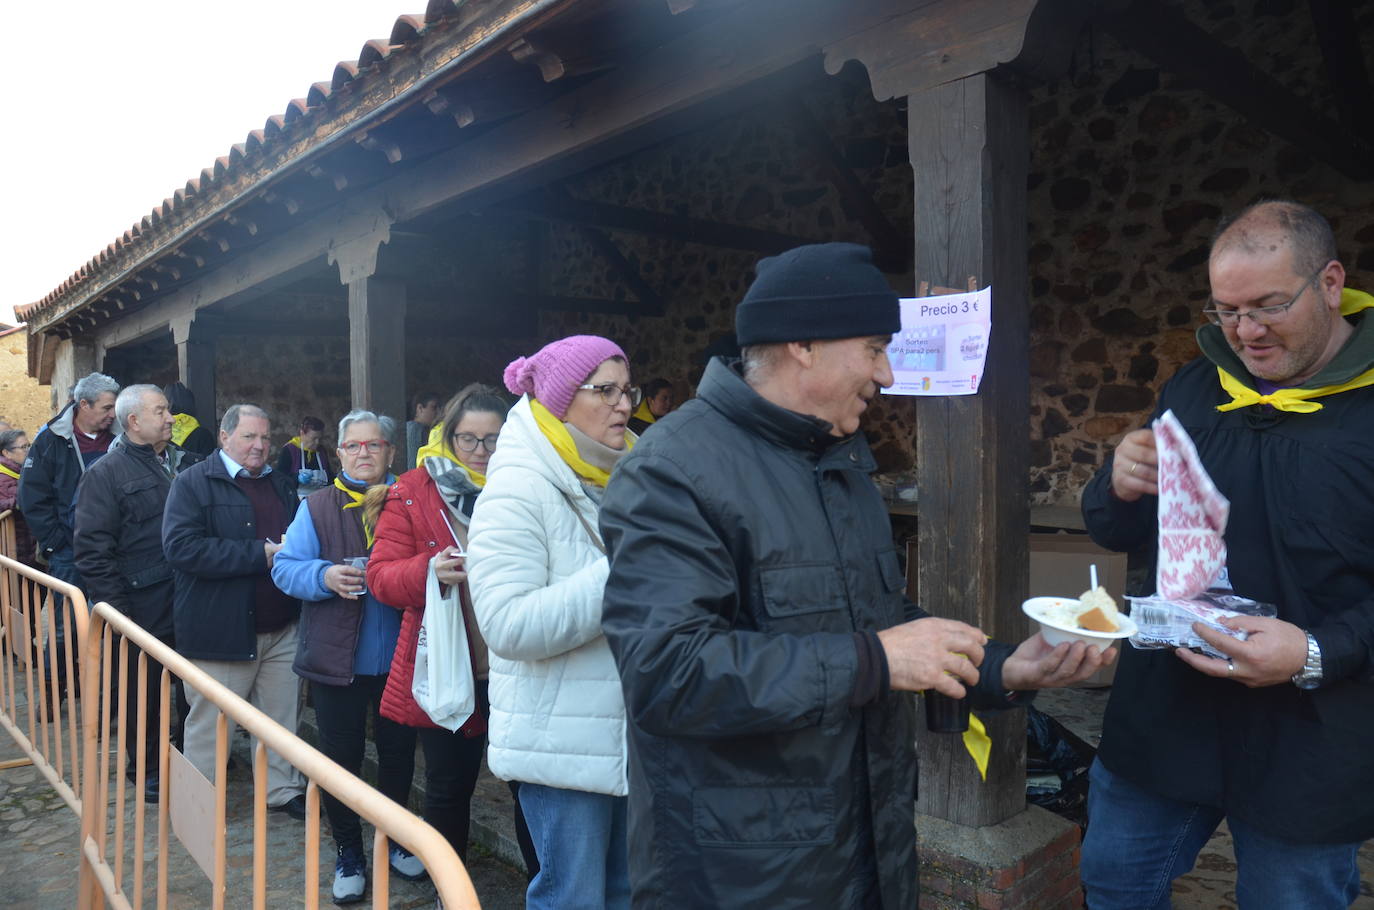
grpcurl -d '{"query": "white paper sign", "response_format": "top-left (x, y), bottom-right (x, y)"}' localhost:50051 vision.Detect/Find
top-left (883, 286), bottom-right (992, 397)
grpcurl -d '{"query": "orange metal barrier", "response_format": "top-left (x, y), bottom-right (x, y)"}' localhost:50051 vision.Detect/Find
top-left (78, 600), bottom-right (481, 910)
top-left (0, 511), bottom-right (90, 814)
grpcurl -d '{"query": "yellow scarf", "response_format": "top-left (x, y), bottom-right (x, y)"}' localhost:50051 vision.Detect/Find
top-left (334, 476), bottom-right (385, 548)
top-left (288, 435), bottom-right (316, 453)
top-left (529, 399), bottom-right (634, 488)
top-left (1216, 288), bottom-right (1374, 414)
top-left (0, 463), bottom-right (18, 481)
top-left (171, 412), bottom-right (200, 446)
top-left (631, 399), bottom-right (656, 426)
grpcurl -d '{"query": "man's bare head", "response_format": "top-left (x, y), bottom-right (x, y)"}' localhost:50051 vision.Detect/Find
top-left (1209, 200), bottom-right (1337, 279)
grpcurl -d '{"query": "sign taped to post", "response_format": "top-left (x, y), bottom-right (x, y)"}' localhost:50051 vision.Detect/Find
top-left (883, 286), bottom-right (992, 396)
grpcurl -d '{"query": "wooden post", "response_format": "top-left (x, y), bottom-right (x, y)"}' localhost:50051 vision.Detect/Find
top-left (348, 276), bottom-right (407, 424)
top-left (909, 72), bottom-right (1031, 828)
top-left (173, 319), bottom-right (219, 430)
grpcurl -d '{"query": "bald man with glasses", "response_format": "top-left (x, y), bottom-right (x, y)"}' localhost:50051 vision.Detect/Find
top-left (1080, 200), bottom-right (1374, 909)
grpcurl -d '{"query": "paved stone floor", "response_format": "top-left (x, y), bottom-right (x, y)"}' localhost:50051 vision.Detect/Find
top-left (3, 683), bottom-right (1371, 908)
top-left (0, 692), bottom-right (527, 909)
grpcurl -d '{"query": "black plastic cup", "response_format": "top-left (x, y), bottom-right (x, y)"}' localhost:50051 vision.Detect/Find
top-left (924, 690), bottom-right (971, 734)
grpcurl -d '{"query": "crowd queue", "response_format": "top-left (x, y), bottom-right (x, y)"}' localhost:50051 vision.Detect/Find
top-left (1, 199), bottom-right (1369, 909)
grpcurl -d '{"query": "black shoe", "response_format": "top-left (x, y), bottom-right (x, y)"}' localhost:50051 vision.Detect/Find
top-left (143, 776), bottom-right (161, 804)
top-left (270, 794), bottom-right (308, 821)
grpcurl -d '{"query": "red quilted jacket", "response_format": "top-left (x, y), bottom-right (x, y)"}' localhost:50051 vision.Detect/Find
top-left (368, 467), bottom-right (486, 735)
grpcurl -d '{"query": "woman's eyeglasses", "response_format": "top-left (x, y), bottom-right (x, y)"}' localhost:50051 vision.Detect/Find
top-left (340, 439), bottom-right (389, 455)
top-left (576, 383), bottom-right (643, 408)
top-left (453, 433), bottom-right (499, 453)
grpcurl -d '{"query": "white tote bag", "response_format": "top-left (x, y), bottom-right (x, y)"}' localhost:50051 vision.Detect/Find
top-left (411, 556), bottom-right (475, 731)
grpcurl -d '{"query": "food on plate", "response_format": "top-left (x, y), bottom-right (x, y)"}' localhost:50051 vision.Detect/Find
top-left (1075, 586), bottom-right (1121, 633)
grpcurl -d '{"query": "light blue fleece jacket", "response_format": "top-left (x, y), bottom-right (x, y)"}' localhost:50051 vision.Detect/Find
top-left (272, 473), bottom-right (400, 678)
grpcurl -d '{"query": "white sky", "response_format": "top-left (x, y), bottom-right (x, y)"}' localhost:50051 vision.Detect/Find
top-left (1, 0), bottom-right (414, 324)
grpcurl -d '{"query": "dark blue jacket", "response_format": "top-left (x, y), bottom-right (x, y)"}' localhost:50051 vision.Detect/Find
top-left (163, 453), bottom-right (297, 660)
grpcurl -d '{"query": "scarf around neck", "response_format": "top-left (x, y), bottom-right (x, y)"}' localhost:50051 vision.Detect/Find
top-left (1204, 287), bottom-right (1374, 414)
top-left (631, 399), bottom-right (656, 425)
top-left (334, 472), bottom-right (393, 547)
top-left (529, 398), bottom-right (633, 488)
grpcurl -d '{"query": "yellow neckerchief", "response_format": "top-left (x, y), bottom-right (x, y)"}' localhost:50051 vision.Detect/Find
top-left (171, 412), bottom-right (200, 445)
top-left (0, 463), bottom-right (18, 481)
top-left (334, 474), bottom-right (392, 548)
top-left (529, 398), bottom-right (634, 488)
top-left (631, 399), bottom-right (656, 425)
top-left (1216, 288), bottom-right (1374, 413)
top-left (288, 435), bottom-right (316, 453)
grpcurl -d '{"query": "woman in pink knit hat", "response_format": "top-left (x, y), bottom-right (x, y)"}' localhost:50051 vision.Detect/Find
top-left (467, 335), bottom-right (639, 910)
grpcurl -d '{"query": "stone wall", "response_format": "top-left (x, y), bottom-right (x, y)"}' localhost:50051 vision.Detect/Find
top-left (1025, 0), bottom-right (1374, 504)
top-left (0, 330), bottom-right (53, 436)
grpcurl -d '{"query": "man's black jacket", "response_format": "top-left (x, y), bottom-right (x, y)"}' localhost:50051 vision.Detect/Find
top-left (73, 439), bottom-right (202, 637)
top-left (19, 402), bottom-right (88, 556)
top-left (162, 454), bottom-right (297, 660)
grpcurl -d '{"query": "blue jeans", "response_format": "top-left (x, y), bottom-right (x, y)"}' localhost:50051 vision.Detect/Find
top-left (518, 783), bottom-right (629, 910)
top-left (1082, 759), bottom-right (1362, 910)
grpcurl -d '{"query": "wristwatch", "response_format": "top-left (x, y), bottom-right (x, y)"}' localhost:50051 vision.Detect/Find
top-left (1291, 632), bottom-right (1323, 690)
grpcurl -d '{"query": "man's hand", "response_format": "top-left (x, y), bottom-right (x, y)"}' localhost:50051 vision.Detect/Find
top-left (877, 617), bottom-right (987, 697)
top-left (264, 540), bottom-right (283, 569)
top-left (434, 547), bottom-right (467, 587)
top-left (1110, 429), bottom-right (1158, 502)
top-left (1001, 633), bottom-right (1117, 690)
top-left (1173, 616), bottom-right (1309, 687)
top-left (323, 564), bottom-right (366, 600)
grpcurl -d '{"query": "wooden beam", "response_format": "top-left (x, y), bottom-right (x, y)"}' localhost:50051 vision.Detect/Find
top-left (575, 225), bottom-right (664, 314)
top-left (1306, 0), bottom-right (1374, 146)
top-left (910, 72), bottom-right (1031, 829)
top-left (349, 276), bottom-right (407, 422)
top-left (783, 96), bottom-right (910, 272)
top-left (1103, 0), bottom-right (1371, 179)
top-left (497, 189), bottom-right (814, 256)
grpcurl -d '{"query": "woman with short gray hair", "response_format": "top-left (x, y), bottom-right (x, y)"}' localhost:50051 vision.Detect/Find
top-left (271, 410), bottom-right (420, 902)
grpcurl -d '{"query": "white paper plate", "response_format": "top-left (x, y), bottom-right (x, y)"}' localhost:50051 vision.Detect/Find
top-left (1022, 596), bottom-right (1136, 652)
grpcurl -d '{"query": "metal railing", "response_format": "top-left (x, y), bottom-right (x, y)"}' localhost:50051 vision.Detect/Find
top-left (0, 510), bottom-right (89, 813)
top-left (78, 601), bottom-right (482, 909)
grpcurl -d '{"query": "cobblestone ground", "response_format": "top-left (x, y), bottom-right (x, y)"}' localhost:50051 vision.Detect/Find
top-left (0, 691), bottom-right (527, 909)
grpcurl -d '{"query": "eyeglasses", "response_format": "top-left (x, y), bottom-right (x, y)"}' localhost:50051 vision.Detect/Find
top-left (576, 383), bottom-right (643, 408)
top-left (1202, 269), bottom-right (1322, 327)
top-left (4, 443), bottom-right (30, 452)
top-left (340, 439), bottom-right (389, 455)
top-left (453, 433), bottom-right (499, 453)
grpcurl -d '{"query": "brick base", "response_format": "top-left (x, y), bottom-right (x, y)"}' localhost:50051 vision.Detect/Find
top-left (918, 806), bottom-right (1082, 910)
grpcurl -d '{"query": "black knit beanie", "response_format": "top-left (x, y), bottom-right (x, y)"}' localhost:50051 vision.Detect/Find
top-left (735, 243), bottom-right (900, 346)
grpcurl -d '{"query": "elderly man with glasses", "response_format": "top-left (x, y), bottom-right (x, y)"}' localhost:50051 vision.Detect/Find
top-left (1079, 200), bottom-right (1374, 909)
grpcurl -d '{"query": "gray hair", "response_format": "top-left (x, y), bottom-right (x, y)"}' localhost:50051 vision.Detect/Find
top-left (1211, 199), bottom-right (1338, 278)
top-left (337, 409), bottom-right (396, 446)
top-left (220, 404), bottom-right (270, 435)
top-left (0, 429), bottom-right (27, 453)
top-left (115, 384), bottom-right (163, 432)
top-left (740, 343), bottom-right (788, 384)
top-left (73, 372), bottom-right (119, 406)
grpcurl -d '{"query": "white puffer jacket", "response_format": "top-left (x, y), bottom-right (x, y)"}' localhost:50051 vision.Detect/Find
top-left (467, 396), bottom-right (627, 796)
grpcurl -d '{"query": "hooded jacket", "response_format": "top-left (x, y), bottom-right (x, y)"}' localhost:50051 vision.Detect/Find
top-left (19, 402), bottom-right (96, 555)
top-left (466, 395), bottom-right (628, 796)
top-left (72, 438), bottom-right (203, 636)
top-left (0, 454), bottom-right (38, 566)
top-left (1082, 305), bottom-right (1374, 844)
top-left (598, 358), bottom-right (1021, 910)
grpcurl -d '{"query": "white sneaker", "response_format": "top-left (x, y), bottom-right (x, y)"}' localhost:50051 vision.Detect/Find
top-left (389, 843), bottom-right (429, 881)
top-left (333, 845), bottom-right (367, 904)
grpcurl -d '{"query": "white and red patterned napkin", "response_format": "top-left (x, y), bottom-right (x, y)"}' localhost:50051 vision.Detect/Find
top-left (1154, 409), bottom-right (1230, 600)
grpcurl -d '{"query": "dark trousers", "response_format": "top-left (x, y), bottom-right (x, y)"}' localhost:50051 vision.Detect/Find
top-left (417, 725), bottom-right (485, 862)
top-left (313, 674), bottom-right (418, 852)
top-left (116, 632), bottom-right (189, 778)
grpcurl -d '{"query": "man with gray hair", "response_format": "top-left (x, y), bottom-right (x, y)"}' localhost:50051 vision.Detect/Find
top-left (19, 370), bottom-right (120, 699)
top-left (74, 385), bottom-right (202, 803)
top-left (163, 403), bottom-right (307, 819)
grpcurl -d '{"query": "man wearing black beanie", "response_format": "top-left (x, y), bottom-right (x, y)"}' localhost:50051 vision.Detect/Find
top-left (600, 243), bottom-right (1111, 908)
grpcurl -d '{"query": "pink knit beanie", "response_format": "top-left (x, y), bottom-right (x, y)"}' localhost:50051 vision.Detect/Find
top-left (503, 335), bottom-right (627, 419)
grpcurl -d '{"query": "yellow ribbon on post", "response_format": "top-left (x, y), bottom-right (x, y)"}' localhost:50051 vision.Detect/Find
top-left (962, 714), bottom-right (991, 782)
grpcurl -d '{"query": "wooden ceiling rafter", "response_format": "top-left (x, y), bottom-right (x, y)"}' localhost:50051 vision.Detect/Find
top-left (783, 95), bottom-right (910, 273)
